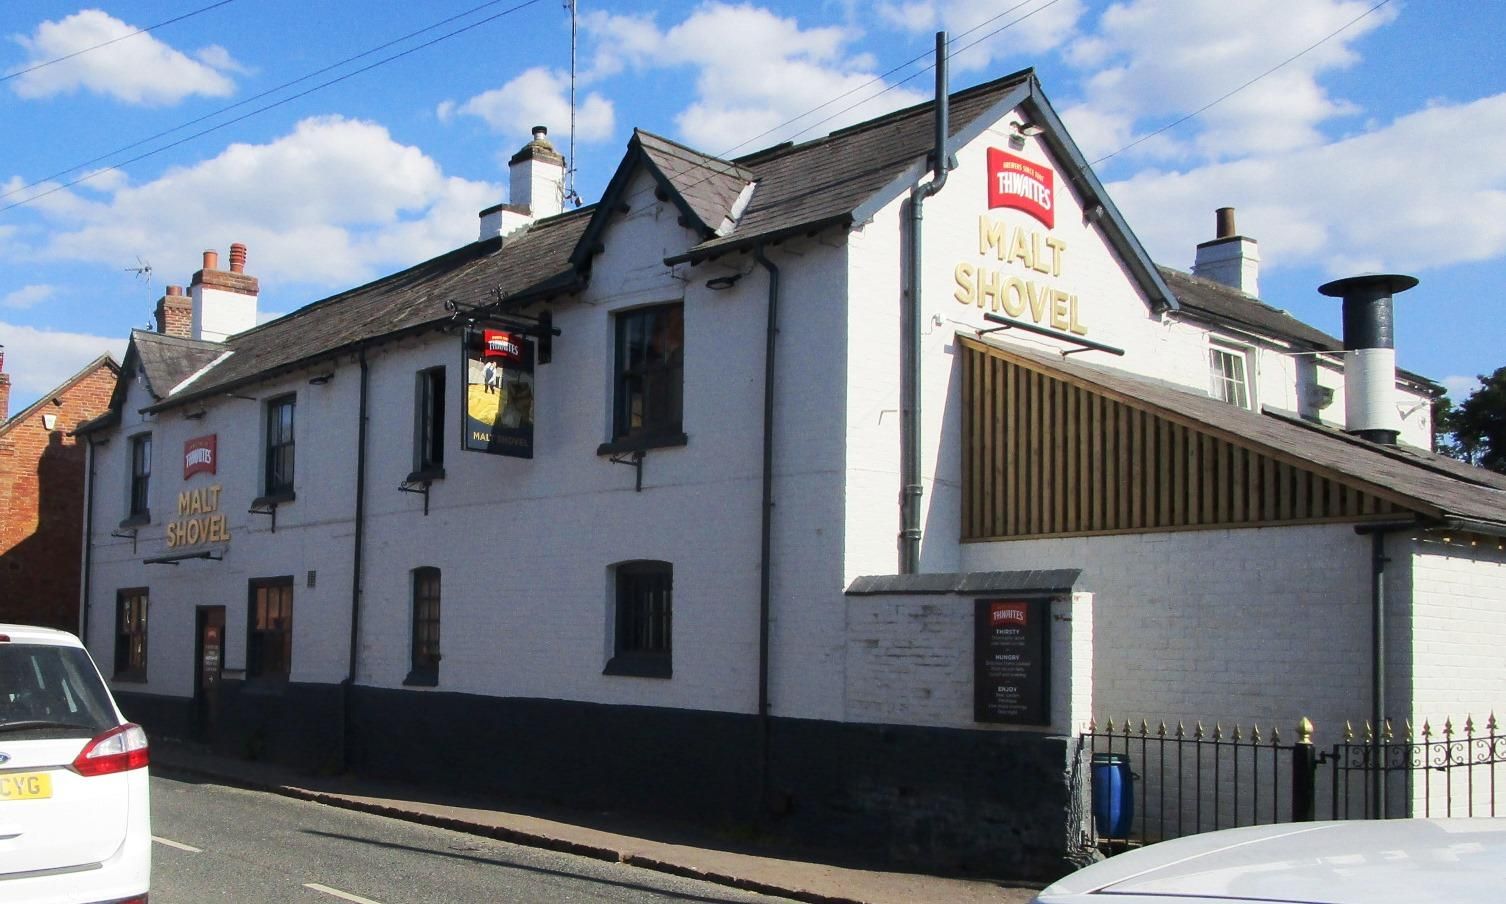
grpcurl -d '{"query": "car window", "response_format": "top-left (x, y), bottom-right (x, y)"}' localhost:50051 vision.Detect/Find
top-left (0, 643), bottom-right (118, 735)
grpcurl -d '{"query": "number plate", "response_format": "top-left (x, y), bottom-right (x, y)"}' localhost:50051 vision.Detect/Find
top-left (0, 772), bottom-right (52, 800)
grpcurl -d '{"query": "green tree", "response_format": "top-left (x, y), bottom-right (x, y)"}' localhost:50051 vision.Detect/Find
top-left (1438, 367), bottom-right (1506, 473)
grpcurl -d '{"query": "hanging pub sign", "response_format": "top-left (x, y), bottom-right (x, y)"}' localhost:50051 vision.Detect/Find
top-left (463, 324), bottom-right (535, 458)
top-left (974, 598), bottom-right (1050, 725)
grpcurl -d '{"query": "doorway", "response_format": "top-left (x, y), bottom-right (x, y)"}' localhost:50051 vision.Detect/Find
top-left (193, 606), bottom-right (225, 742)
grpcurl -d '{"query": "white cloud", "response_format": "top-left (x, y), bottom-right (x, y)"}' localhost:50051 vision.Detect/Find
top-left (1442, 375), bottom-right (1482, 402)
top-left (18, 116), bottom-right (500, 289)
top-left (1106, 93), bottom-right (1506, 278)
top-left (0, 321), bottom-right (125, 411)
top-left (583, 3), bottom-right (929, 153)
top-left (3, 284), bottom-right (55, 310)
top-left (8, 10), bottom-right (239, 105)
top-left (879, 0), bottom-right (1087, 73)
top-left (1063, 0), bottom-right (1396, 164)
top-left (450, 67), bottom-right (615, 148)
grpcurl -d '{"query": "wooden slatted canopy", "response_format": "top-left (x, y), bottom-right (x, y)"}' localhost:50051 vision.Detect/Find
top-left (959, 337), bottom-right (1418, 542)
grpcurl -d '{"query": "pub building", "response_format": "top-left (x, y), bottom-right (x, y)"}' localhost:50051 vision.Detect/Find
top-left (78, 65), bottom-right (1506, 878)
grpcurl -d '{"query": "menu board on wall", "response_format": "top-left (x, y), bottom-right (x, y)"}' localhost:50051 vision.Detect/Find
top-left (974, 598), bottom-right (1050, 725)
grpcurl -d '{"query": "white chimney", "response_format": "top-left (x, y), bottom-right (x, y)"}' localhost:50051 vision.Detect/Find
top-left (190, 243), bottom-right (259, 342)
top-left (478, 126), bottom-right (567, 241)
top-left (1193, 207), bottom-right (1260, 296)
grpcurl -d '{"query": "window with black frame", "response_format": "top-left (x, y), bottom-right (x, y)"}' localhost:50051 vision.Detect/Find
top-left (609, 303), bottom-right (684, 448)
top-left (114, 588), bottom-right (148, 681)
top-left (264, 395), bottom-right (295, 498)
top-left (605, 560), bottom-right (672, 678)
top-left (413, 367), bottom-right (445, 478)
top-left (247, 578), bottom-right (293, 680)
top-left (407, 567), bottom-right (441, 685)
top-left (127, 433), bottom-right (151, 522)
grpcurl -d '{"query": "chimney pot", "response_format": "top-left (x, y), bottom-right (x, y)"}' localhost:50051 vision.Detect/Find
top-left (167, 284), bottom-right (183, 296)
top-left (532, 125), bottom-right (548, 139)
top-left (1216, 207), bottom-right (1237, 239)
top-left (203, 249), bottom-right (219, 271)
top-left (229, 243), bottom-right (247, 274)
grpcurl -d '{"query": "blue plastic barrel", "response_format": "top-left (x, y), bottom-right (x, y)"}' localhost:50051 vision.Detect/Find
top-left (1092, 752), bottom-right (1133, 838)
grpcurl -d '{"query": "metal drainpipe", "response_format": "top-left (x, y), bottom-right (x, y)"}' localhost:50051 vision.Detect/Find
top-left (80, 436), bottom-right (99, 643)
top-left (901, 31), bottom-right (951, 574)
top-left (753, 245), bottom-right (779, 812)
top-left (1371, 528), bottom-right (1389, 818)
top-left (343, 349), bottom-right (370, 771)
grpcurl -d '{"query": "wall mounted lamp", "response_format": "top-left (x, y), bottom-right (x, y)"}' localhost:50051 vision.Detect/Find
top-left (705, 274), bottom-right (742, 291)
top-left (308, 372), bottom-right (334, 385)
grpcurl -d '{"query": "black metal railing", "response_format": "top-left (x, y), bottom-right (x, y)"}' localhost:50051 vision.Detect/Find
top-left (1078, 713), bottom-right (1506, 852)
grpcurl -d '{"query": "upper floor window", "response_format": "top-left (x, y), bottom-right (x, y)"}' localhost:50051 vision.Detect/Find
top-left (604, 560), bottom-right (672, 678)
top-left (1209, 345), bottom-right (1252, 410)
top-left (611, 304), bottom-right (684, 447)
top-left (127, 433), bottom-right (151, 521)
top-left (248, 577), bottom-right (293, 680)
top-left (413, 367), bottom-right (446, 477)
top-left (264, 395), bottom-right (295, 498)
top-left (407, 566), bottom-right (441, 685)
top-left (114, 588), bottom-right (148, 681)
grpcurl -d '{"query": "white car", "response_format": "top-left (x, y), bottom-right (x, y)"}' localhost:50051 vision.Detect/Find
top-left (0, 624), bottom-right (150, 904)
top-left (1034, 819), bottom-right (1506, 903)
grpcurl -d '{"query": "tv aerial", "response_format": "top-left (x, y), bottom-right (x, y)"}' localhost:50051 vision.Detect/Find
top-left (123, 255), bottom-right (153, 286)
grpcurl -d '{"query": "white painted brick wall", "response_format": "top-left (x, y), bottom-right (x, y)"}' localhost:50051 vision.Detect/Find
top-left (961, 525), bottom-right (1377, 743)
top-left (843, 591), bottom-right (1091, 734)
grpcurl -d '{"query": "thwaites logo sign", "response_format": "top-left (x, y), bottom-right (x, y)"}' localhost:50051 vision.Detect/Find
top-left (986, 149), bottom-right (1054, 229)
top-left (184, 434), bottom-right (216, 479)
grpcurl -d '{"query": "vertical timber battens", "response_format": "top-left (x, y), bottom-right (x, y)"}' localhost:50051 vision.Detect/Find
top-left (957, 342), bottom-right (1414, 541)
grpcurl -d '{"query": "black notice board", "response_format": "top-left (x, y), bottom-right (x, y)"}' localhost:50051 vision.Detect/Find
top-left (974, 598), bottom-right (1050, 725)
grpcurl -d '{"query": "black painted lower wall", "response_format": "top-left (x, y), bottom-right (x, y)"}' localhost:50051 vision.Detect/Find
top-left (118, 683), bottom-right (1083, 880)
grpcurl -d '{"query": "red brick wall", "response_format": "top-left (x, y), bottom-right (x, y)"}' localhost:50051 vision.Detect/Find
top-left (0, 364), bottom-right (117, 632)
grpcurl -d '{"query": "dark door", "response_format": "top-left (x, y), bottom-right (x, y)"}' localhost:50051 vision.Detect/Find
top-left (193, 606), bottom-right (225, 742)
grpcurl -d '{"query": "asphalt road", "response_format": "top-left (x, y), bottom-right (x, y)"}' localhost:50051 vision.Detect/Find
top-left (149, 773), bottom-right (798, 904)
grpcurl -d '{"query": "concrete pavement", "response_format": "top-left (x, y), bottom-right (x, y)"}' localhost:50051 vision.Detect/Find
top-left (150, 738), bottom-right (1045, 904)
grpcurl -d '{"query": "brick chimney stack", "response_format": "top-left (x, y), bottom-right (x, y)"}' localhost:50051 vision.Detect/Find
top-left (154, 285), bottom-right (193, 338)
top-left (190, 243), bottom-right (259, 342)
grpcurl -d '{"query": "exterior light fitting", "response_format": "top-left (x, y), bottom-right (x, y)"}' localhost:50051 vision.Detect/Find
top-left (308, 372), bottom-right (334, 385)
top-left (706, 274), bottom-right (742, 291)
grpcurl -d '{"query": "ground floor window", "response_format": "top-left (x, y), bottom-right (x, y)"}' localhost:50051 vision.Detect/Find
top-left (604, 560), bottom-right (672, 678)
top-left (407, 566), bottom-right (441, 685)
top-left (248, 578), bottom-right (293, 680)
top-left (114, 588), bottom-right (148, 681)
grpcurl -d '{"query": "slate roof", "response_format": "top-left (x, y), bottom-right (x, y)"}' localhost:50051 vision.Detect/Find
top-left (1159, 267), bottom-right (1438, 389)
top-left (132, 331), bottom-right (224, 399)
top-left (149, 208), bottom-right (590, 410)
top-left (972, 336), bottom-right (1506, 534)
top-left (671, 69), bottom-right (1035, 262)
top-left (635, 131), bottom-right (755, 236)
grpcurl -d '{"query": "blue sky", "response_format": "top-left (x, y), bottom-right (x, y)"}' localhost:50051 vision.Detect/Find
top-left (2, 0), bottom-right (1503, 412)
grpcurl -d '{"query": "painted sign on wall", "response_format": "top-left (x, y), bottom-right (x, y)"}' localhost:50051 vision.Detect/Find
top-left (987, 148), bottom-right (1054, 228)
top-left (184, 434), bottom-right (216, 479)
top-left (974, 598), bottom-right (1050, 725)
top-left (166, 484), bottom-right (230, 547)
top-left (956, 148), bottom-right (1089, 336)
top-left (463, 325), bottom-right (535, 458)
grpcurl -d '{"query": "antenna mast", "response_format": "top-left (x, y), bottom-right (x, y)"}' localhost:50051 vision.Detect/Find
top-left (565, 0), bottom-right (580, 207)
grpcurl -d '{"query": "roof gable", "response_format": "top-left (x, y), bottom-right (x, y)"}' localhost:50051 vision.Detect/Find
top-left (0, 353), bottom-right (118, 439)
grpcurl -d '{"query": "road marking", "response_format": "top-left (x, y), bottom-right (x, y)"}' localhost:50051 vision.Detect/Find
top-left (305, 883), bottom-right (386, 904)
top-left (152, 836), bottom-right (202, 852)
